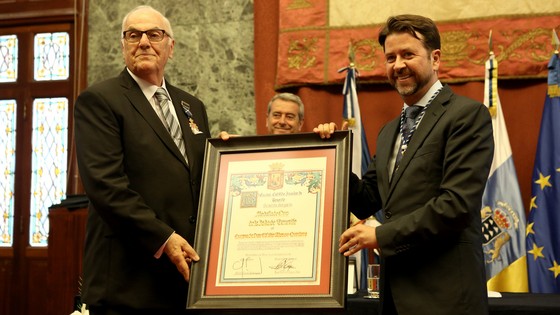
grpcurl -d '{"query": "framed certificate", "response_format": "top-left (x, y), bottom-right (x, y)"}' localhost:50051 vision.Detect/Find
top-left (187, 131), bottom-right (351, 310)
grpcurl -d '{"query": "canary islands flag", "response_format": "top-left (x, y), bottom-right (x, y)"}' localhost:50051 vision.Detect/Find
top-left (481, 52), bottom-right (528, 292)
top-left (526, 51), bottom-right (560, 293)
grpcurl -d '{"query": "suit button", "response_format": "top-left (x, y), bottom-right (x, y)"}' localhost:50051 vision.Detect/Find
top-left (385, 211), bottom-right (392, 219)
top-left (189, 216), bottom-right (197, 224)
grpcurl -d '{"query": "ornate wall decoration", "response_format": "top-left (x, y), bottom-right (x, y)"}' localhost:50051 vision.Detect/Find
top-left (276, 0), bottom-right (560, 88)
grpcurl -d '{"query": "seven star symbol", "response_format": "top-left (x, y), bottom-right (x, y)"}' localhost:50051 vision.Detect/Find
top-left (528, 243), bottom-right (545, 261)
top-left (549, 261), bottom-right (560, 278)
top-left (534, 172), bottom-right (552, 190)
top-left (526, 222), bottom-right (535, 236)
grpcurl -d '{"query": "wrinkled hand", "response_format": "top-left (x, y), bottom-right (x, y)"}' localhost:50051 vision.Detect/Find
top-left (338, 223), bottom-right (378, 257)
top-left (164, 232), bottom-right (200, 281)
top-left (313, 121), bottom-right (349, 139)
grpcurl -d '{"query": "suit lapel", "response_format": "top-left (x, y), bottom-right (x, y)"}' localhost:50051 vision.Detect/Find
top-left (119, 70), bottom-right (190, 169)
top-left (388, 86), bottom-right (451, 194)
top-left (377, 118), bottom-right (400, 201)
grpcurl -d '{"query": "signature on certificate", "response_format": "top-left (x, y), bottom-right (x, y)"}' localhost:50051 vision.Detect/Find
top-left (269, 258), bottom-right (296, 272)
top-left (232, 257), bottom-right (263, 277)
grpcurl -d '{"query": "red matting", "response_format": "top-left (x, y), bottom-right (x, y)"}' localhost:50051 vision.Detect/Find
top-left (205, 148), bottom-right (335, 296)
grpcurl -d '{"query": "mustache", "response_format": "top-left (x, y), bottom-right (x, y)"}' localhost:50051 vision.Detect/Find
top-left (393, 69), bottom-right (412, 78)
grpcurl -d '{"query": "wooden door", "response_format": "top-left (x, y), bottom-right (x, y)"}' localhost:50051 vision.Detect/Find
top-left (0, 1), bottom-right (87, 314)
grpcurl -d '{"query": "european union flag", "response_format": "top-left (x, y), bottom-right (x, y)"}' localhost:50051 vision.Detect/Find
top-left (526, 51), bottom-right (560, 293)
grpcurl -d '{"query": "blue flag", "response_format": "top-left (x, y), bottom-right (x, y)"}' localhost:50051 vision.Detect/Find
top-left (339, 65), bottom-right (373, 292)
top-left (481, 52), bottom-right (528, 292)
top-left (526, 52), bottom-right (560, 293)
top-left (340, 65), bottom-right (371, 176)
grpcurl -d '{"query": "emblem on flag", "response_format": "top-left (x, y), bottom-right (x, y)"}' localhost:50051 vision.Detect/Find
top-left (481, 203), bottom-right (521, 263)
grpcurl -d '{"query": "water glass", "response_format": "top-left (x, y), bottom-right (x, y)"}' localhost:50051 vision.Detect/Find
top-left (365, 263), bottom-right (380, 299)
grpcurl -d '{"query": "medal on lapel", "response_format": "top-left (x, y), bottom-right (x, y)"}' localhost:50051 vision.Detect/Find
top-left (181, 100), bottom-right (203, 134)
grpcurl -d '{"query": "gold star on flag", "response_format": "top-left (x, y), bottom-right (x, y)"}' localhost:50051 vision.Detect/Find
top-left (528, 243), bottom-right (545, 261)
top-left (530, 196), bottom-right (537, 210)
top-left (535, 172), bottom-right (552, 190)
top-left (549, 261), bottom-right (560, 278)
top-left (526, 222), bottom-right (535, 236)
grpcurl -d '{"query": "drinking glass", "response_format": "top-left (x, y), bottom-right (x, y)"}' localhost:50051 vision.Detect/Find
top-left (365, 263), bottom-right (380, 299)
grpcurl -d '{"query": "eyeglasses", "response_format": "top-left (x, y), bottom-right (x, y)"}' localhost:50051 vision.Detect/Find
top-left (122, 29), bottom-right (170, 43)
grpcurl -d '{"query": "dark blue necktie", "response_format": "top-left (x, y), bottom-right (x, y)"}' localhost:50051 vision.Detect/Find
top-left (395, 105), bottom-right (422, 169)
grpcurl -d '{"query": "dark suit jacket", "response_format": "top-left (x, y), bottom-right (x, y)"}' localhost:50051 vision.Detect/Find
top-left (74, 69), bottom-right (211, 310)
top-left (350, 85), bottom-right (493, 315)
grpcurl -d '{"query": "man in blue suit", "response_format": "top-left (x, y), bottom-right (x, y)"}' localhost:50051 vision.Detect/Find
top-left (75, 5), bottom-right (210, 315)
top-left (315, 15), bottom-right (493, 315)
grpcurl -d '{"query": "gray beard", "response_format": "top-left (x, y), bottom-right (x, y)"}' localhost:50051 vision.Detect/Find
top-left (395, 83), bottom-right (418, 97)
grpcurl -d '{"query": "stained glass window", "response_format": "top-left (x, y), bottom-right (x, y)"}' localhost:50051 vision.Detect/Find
top-left (0, 99), bottom-right (16, 247)
top-left (0, 35), bottom-right (17, 83)
top-left (34, 32), bottom-right (69, 81)
top-left (30, 97), bottom-right (68, 246)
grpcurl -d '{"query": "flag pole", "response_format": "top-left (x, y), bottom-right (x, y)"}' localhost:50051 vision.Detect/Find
top-left (341, 41), bottom-right (358, 129)
top-left (553, 28), bottom-right (559, 55)
top-left (550, 29), bottom-right (560, 98)
top-left (487, 30), bottom-right (497, 118)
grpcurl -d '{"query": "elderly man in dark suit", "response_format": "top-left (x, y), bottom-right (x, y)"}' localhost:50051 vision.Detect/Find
top-left (315, 15), bottom-right (493, 315)
top-left (75, 5), bottom-right (209, 315)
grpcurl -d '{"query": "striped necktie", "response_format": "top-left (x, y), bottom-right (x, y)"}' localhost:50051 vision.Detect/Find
top-left (154, 88), bottom-right (188, 164)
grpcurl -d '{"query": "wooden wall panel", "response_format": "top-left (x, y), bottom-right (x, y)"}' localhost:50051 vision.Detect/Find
top-left (0, 259), bottom-right (14, 315)
top-left (26, 258), bottom-right (48, 315)
top-left (47, 207), bottom-right (88, 315)
top-left (0, 0), bottom-right (74, 22)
